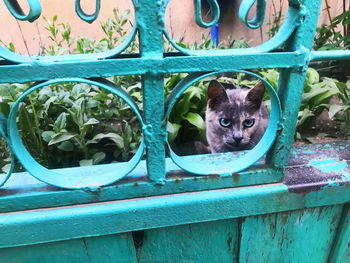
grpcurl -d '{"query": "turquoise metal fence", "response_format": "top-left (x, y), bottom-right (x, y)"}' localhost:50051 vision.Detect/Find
top-left (1, 0), bottom-right (343, 189)
top-left (0, 1), bottom-right (349, 261)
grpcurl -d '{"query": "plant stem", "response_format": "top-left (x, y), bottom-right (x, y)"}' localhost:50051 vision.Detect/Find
top-left (16, 20), bottom-right (30, 56)
top-left (28, 95), bottom-right (44, 155)
top-left (325, 0), bottom-right (336, 35)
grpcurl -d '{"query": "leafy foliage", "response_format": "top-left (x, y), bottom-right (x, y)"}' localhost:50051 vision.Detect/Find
top-left (1, 7), bottom-right (349, 171)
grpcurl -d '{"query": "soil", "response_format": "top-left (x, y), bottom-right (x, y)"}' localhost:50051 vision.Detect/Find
top-left (294, 110), bottom-right (345, 145)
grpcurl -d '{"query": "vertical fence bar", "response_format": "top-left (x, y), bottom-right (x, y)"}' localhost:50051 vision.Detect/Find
top-left (135, 0), bottom-right (166, 184)
top-left (266, 0), bottom-right (323, 170)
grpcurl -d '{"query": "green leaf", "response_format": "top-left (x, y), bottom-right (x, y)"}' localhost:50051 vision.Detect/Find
top-left (328, 104), bottom-right (350, 119)
top-left (1, 163), bottom-right (11, 173)
top-left (92, 152), bottom-right (106, 164)
top-left (86, 133), bottom-right (124, 149)
top-left (167, 122), bottom-right (182, 143)
top-left (183, 112), bottom-right (205, 130)
top-left (54, 112), bottom-right (67, 131)
top-left (57, 141), bottom-right (74, 152)
top-left (48, 132), bottom-right (78, 145)
top-left (305, 68), bottom-right (319, 85)
top-left (42, 131), bottom-right (55, 143)
top-left (79, 159), bottom-right (93, 166)
top-left (83, 118), bottom-right (99, 126)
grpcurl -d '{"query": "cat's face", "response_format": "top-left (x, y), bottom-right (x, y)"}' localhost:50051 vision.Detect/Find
top-left (206, 80), bottom-right (267, 153)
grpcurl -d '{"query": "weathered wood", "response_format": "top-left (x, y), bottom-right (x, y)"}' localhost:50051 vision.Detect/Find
top-left (328, 204), bottom-right (350, 263)
top-left (136, 219), bottom-right (239, 263)
top-left (239, 205), bottom-right (343, 263)
top-left (0, 233), bottom-right (137, 263)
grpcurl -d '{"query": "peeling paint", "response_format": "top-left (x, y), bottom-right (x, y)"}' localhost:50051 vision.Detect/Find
top-left (309, 159), bottom-right (348, 173)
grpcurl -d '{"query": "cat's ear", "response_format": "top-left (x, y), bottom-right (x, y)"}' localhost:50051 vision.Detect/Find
top-left (245, 81), bottom-right (265, 111)
top-left (207, 80), bottom-right (229, 110)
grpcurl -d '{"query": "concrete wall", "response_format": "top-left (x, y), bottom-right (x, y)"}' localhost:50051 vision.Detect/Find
top-left (0, 0), bottom-right (346, 55)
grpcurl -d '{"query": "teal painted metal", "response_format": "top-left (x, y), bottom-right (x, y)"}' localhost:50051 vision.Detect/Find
top-left (75, 0), bottom-right (101, 24)
top-left (0, 0), bottom-right (350, 260)
top-left (3, 0), bottom-right (41, 22)
top-left (0, 1), bottom-right (348, 193)
top-left (239, 0), bottom-right (267, 29)
top-left (193, 0), bottom-right (220, 28)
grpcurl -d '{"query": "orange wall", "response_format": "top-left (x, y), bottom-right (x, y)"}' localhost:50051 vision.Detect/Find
top-left (0, 0), bottom-right (346, 55)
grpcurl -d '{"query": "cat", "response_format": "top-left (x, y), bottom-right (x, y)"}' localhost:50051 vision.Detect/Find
top-left (206, 80), bottom-right (269, 153)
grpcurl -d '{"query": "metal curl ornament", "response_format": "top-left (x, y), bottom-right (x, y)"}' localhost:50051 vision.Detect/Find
top-left (3, 0), bottom-right (41, 22)
top-left (239, 0), bottom-right (267, 29)
top-left (75, 0), bottom-right (101, 24)
top-left (194, 0), bottom-right (220, 28)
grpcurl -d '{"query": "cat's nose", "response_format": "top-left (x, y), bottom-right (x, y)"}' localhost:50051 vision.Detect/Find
top-left (234, 136), bottom-right (243, 144)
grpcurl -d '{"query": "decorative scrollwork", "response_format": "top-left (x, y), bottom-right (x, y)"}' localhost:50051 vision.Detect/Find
top-left (238, 0), bottom-right (266, 29)
top-left (194, 0), bottom-right (220, 28)
top-left (165, 71), bottom-right (281, 175)
top-left (6, 78), bottom-right (145, 189)
top-left (163, 1), bottom-right (304, 56)
top-left (3, 0), bottom-right (41, 22)
top-left (75, 0), bottom-right (101, 24)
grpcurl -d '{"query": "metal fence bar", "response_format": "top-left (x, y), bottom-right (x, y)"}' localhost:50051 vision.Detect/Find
top-left (137, 0), bottom-right (166, 183)
top-left (266, 0), bottom-right (323, 170)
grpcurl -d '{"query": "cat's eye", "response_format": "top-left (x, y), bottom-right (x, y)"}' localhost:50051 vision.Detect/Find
top-left (243, 119), bottom-right (255, 128)
top-left (219, 118), bottom-right (231, 127)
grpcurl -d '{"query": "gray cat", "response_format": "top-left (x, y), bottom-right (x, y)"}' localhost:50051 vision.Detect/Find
top-left (206, 80), bottom-right (269, 153)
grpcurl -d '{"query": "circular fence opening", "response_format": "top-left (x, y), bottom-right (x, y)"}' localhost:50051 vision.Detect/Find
top-left (7, 77), bottom-right (144, 189)
top-left (165, 71), bottom-right (281, 175)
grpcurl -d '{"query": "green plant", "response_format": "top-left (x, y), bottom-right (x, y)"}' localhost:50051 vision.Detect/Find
top-left (313, 2), bottom-right (350, 81)
top-left (0, 12), bottom-right (142, 170)
top-left (261, 68), bottom-right (341, 140)
top-left (314, 4), bottom-right (350, 51)
top-left (266, 0), bottom-right (285, 39)
top-left (324, 78), bottom-right (350, 139)
top-left (0, 137), bottom-right (11, 173)
top-left (44, 9), bottom-right (137, 55)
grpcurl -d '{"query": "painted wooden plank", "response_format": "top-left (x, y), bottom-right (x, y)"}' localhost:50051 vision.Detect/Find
top-left (1, 182), bottom-right (350, 249)
top-left (83, 233), bottom-right (137, 263)
top-left (0, 233), bottom-right (137, 263)
top-left (239, 205), bottom-right (343, 263)
top-left (136, 219), bottom-right (239, 263)
top-left (328, 204), bottom-right (350, 263)
top-left (0, 238), bottom-right (90, 263)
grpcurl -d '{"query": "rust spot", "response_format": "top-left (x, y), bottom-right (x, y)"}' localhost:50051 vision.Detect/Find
top-left (208, 174), bottom-right (221, 178)
top-left (133, 182), bottom-right (139, 187)
top-left (232, 173), bottom-right (240, 184)
top-left (193, 177), bottom-right (198, 181)
top-left (174, 179), bottom-right (180, 184)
